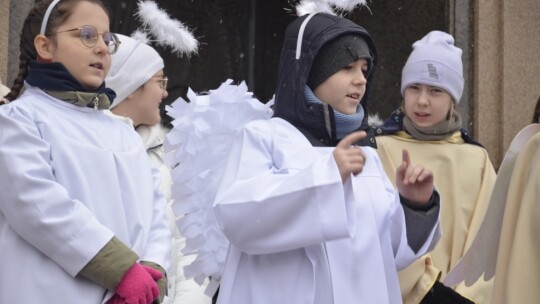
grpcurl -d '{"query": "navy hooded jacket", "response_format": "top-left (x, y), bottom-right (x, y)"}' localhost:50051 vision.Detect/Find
top-left (272, 13), bottom-right (378, 148)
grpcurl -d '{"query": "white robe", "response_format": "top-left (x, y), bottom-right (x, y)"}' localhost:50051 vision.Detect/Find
top-left (0, 86), bottom-right (171, 303)
top-left (107, 111), bottom-right (212, 304)
top-left (213, 118), bottom-right (441, 304)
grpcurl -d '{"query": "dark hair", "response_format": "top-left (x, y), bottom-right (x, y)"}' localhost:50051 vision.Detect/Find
top-left (4, 0), bottom-right (109, 102)
top-left (532, 95), bottom-right (540, 124)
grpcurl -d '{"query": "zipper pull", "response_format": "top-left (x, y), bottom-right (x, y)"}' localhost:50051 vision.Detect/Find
top-left (93, 96), bottom-right (99, 112)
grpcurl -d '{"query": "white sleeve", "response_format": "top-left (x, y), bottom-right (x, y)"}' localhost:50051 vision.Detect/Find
top-left (140, 167), bottom-right (172, 270)
top-left (374, 151), bottom-right (441, 270)
top-left (0, 105), bottom-right (113, 276)
top-left (214, 122), bottom-right (356, 255)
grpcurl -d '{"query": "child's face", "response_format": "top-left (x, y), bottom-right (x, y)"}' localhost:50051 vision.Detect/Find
top-left (403, 84), bottom-right (453, 127)
top-left (48, 1), bottom-right (111, 90)
top-left (313, 59), bottom-right (369, 115)
top-left (112, 70), bottom-right (167, 126)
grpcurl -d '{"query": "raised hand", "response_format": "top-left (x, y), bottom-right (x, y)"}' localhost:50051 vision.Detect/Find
top-left (333, 131), bottom-right (367, 183)
top-left (395, 149), bottom-right (434, 207)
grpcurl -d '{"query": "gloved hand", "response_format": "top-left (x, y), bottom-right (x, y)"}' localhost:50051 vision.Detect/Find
top-left (114, 263), bottom-right (162, 304)
top-left (140, 262), bottom-right (168, 303)
top-left (141, 264), bottom-right (163, 279)
top-left (107, 294), bottom-right (124, 304)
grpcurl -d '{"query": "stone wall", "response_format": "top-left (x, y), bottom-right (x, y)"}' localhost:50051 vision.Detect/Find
top-left (475, 0), bottom-right (540, 166)
top-left (0, 0), bottom-right (10, 84)
top-left (6, 0), bottom-right (34, 86)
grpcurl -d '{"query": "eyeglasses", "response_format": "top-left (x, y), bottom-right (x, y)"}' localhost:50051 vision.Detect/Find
top-left (51, 25), bottom-right (120, 54)
top-left (152, 77), bottom-right (168, 91)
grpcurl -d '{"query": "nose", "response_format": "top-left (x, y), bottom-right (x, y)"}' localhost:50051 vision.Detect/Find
top-left (353, 70), bottom-right (367, 86)
top-left (94, 35), bottom-right (109, 55)
top-left (417, 89), bottom-right (429, 106)
top-left (162, 88), bottom-right (169, 99)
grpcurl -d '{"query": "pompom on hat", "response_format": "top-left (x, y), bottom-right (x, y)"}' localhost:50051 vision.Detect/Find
top-left (401, 30), bottom-right (464, 103)
top-left (106, 34), bottom-right (164, 108)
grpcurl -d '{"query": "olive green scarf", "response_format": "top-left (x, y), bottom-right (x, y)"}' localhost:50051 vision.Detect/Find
top-left (46, 90), bottom-right (111, 111)
top-left (403, 111), bottom-right (462, 141)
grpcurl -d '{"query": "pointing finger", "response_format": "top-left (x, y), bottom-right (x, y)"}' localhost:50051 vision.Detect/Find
top-left (401, 149), bottom-right (410, 167)
top-left (337, 131), bottom-right (367, 149)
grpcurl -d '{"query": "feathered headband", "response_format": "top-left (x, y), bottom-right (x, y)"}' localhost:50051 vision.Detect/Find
top-left (295, 0), bottom-right (369, 16)
top-left (136, 0), bottom-right (199, 56)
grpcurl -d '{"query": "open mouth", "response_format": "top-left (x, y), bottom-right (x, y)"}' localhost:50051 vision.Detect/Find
top-left (414, 112), bottom-right (431, 121)
top-left (347, 93), bottom-right (360, 100)
top-left (90, 63), bottom-right (103, 70)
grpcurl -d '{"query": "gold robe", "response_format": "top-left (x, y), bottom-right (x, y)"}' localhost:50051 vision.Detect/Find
top-left (490, 129), bottom-right (540, 303)
top-left (376, 131), bottom-right (496, 304)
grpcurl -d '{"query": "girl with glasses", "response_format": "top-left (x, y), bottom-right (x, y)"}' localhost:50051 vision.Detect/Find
top-left (0, 1), bottom-right (171, 303)
top-left (105, 33), bottom-right (211, 304)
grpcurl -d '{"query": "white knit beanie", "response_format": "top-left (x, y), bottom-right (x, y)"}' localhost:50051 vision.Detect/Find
top-left (106, 34), bottom-right (164, 108)
top-left (401, 31), bottom-right (464, 103)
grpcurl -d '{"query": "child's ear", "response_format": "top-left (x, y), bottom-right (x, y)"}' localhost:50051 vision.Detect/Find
top-left (34, 35), bottom-right (54, 61)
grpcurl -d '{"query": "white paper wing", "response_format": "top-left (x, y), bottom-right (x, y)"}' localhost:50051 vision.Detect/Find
top-left (164, 80), bottom-right (273, 295)
top-left (444, 124), bottom-right (540, 287)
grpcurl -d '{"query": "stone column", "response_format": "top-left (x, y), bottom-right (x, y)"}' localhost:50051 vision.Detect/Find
top-left (0, 0), bottom-right (9, 84)
top-left (450, 0), bottom-right (474, 135)
top-left (474, 0), bottom-right (540, 167)
top-left (7, 0), bottom-right (34, 86)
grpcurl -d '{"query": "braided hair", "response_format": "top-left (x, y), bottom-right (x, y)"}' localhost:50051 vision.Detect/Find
top-left (532, 95), bottom-right (540, 124)
top-left (4, 0), bottom-right (109, 102)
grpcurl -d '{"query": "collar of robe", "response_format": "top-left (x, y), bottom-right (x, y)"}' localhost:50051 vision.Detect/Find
top-left (26, 60), bottom-right (115, 110)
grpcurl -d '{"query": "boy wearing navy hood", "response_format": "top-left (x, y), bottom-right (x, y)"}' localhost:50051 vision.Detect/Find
top-left (213, 13), bottom-right (442, 304)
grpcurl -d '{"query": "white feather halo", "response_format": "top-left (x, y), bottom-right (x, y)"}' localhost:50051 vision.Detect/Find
top-left (296, 2), bottom-right (334, 16)
top-left (136, 0), bottom-right (199, 56)
top-left (296, 0), bottom-right (368, 16)
top-left (130, 29), bottom-right (151, 45)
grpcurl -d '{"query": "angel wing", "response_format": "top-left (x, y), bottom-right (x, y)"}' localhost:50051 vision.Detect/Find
top-left (164, 80), bottom-right (273, 296)
top-left (444, 124), bottom-right (540, 287)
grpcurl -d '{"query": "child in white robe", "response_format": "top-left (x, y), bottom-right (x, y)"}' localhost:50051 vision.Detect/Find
top-left (212, 13), bottom-right (442, 304)
top-left (0, 0), bottom-right (170, 303)
top-left (106, 33), bottom-right (212, 304)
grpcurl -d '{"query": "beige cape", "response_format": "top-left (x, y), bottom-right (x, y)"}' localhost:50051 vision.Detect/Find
top-left (376, 131), bottom-right (496, 303)
top-left (491, 129), bottom-right (540, 303)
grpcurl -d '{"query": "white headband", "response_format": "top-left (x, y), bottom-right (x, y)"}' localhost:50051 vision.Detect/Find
top-left (40, 0), bottom-right (61, 35)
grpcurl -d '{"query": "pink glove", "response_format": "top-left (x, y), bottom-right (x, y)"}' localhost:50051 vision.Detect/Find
top-left (115, 263), bottom-right (162, 304)
top-left (140, 265), bottom-right (164, 282)
top-left (107, 294), bottom-right (124, 304)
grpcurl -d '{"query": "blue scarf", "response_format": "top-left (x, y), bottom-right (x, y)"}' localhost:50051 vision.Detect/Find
top-left (26, 60), bottom-right (116, 108)
top-left (304, 86), bottom-right (364, 139)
